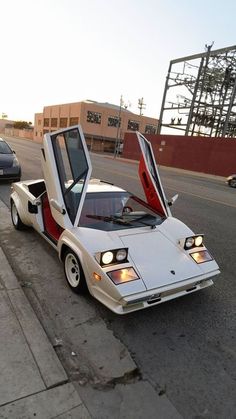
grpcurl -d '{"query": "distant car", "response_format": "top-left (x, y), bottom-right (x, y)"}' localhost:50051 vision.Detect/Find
top-left (0, 138), bottom-right (21, 181)
top-left (10, 126), bottom-right (220, 314)
top-left (226, 174), bottom-right (236, 188)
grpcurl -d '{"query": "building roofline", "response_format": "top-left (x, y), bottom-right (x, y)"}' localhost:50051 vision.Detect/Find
top-left (43, 100), bottom-right (135, 114)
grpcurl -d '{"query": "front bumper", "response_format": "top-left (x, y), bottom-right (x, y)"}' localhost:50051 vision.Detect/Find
top-left (93, 268), bottom-right (220, 314)
top-left (0, 166), bottom-right (21, 180)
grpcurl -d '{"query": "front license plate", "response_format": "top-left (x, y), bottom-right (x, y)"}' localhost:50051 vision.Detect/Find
top-left (0, 169), bottom-right (3, 175)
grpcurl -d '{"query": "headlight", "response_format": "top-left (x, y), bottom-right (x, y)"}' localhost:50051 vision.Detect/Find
top-left (102, 251), bottom-right (114, 265)
top-left (185, 237), bottom-right (195, 248)
top-left (194, 235), bottom-right (203, 247)
top-left (183, 235), bottom-right (204, 250)
top-left (191, 250), bottom-right (213, 264)
top-left (116, 249), bottom-right (127, 261)
top-left (99, 248), bottom-right (128, 267)
top-left (12, 157), bottom-right (19, 167)
top-left (107, 267), bottom-right (139, 285)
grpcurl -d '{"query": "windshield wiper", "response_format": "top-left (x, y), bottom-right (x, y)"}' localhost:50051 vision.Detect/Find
top-left (122, 213), bottom-right (163, 228)
top-left (85, 214), bottom-right (132, 226)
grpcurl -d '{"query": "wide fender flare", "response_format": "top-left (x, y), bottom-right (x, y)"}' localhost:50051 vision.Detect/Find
top-left (58, 236), bottom-right (94, 283)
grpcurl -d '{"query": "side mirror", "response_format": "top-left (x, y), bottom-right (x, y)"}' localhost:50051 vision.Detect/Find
top-left (168, 194), bottom-right (179, 207)
top-left (50, 198), bottom-right (66, 214)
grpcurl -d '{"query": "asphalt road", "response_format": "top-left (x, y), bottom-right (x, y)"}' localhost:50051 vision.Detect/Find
top-left (1, 136), bottom-right (236, 418)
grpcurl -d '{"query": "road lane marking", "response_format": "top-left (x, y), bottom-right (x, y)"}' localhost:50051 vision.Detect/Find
top-left (165, 186), bottom-right (236, 209)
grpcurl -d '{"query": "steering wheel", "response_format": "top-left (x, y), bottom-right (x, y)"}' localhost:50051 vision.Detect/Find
top-left (122, 206), bottom-right (133, 215)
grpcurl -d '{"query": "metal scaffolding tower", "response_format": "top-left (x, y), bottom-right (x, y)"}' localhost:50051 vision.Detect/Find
top-left (157, 45), bottom-right (236, 137)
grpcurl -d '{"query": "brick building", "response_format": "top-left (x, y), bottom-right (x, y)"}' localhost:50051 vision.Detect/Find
top-left (34, 100), bottom-right (158, 152)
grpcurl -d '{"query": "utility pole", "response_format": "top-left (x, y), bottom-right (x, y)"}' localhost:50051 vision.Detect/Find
top-left (138, 97), bottom-right (146, 115)
top-left (114, 95), bottom-right (124, 158)
top-left (114, 95), bottom-right (131, 158)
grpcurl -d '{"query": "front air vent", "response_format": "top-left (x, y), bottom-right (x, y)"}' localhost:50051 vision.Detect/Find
top-left (147, 297), bottom-right (162, 304)
top-left (186, 286), bottom-right (197, 292)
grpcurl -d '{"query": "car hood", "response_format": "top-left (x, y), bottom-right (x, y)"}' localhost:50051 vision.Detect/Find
top-left (0, 154), bottom-right (13, 168)
top-left (119, 228), bottom-right (207, 290)
top-left (71, 217), bottom-right (218, 291)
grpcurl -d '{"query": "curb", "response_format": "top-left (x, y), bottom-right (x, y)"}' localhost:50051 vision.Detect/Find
top-left (0, 247), bottom-right (68, 389)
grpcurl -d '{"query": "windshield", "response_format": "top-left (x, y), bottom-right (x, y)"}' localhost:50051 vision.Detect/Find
top-left (79, 191), bottom-right (165, 231)
top-left (0, 141), bottom-right (12, 154)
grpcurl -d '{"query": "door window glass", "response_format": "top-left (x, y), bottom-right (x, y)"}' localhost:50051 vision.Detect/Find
top-left (51, 128), bottom-right (89, 223)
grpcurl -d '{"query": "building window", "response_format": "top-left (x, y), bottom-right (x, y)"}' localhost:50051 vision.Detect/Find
top-left (51, 118), bottom-right (58, 127)
top-left (44, 118), bottom-right (49, 127)
top-left (145, 124), bottom-right (157, 134)
top-left (108, 116), bottom-right (120, 127)
top-left (69, 117), bottom-right (79, 126)
top-left (59, 118), bottom-right (67, 128)
top-left (38, 120), bottom-right (41, 126)
top-left (127, 120), bottom-right (139, 131)
top-left (43, 129), bottom-right (49, 134)
top-left (87, 111), bottom-right (101, 124)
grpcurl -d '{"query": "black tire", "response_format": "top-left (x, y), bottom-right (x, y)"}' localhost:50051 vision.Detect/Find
top-left (63, 249), bottom-right (87, 294)
top-left (10, 199), bottom-right (27, 230)
top-left (229, 178), bottom-right (236, 188)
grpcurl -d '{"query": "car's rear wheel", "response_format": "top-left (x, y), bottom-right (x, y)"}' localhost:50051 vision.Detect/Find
top-left (11, 199), bottom-right (27, 230)
top-left (229, 178), bottom-right (236, 188)
top-left (63, 249), bottom-right (87, 293)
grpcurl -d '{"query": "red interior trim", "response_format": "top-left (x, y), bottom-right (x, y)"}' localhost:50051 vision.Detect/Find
top-left (138, 156), bottom-right (166, 216)
top-left (41, 193), bottom-right (64, 241)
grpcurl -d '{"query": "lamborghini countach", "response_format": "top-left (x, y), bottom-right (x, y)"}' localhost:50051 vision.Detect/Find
top-left (10, 126), bottom-right (220, 314)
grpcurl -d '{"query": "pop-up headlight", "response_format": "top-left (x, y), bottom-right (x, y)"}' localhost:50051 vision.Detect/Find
top-left (183, 235), bottom-right (204, 250)
top-left (98, 248), bottom-right (128, 267)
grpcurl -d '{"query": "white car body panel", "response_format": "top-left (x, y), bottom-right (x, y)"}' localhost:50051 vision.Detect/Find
top-left (120, 229), bottom-right (203, 289)
top-left (10, 126), bottom-right (220, 314)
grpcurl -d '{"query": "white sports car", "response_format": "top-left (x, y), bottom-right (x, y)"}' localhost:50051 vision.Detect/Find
top-left (10, 126), bottom-right (220, 314)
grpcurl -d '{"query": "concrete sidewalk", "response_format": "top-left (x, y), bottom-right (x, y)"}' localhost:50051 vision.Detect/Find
top-left (0, 247), bottom-right (91, 419)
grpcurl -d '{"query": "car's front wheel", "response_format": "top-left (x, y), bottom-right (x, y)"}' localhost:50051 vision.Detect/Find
top-left (11, 199), bottom-right (27, 230)
top-left (229, 178), bottom-right (236, 188)
top-left (63, 249), bottom-right (87, 293)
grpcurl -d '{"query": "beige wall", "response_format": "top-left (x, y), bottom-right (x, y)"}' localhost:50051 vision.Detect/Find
top-left (4, 128), bottom-right (33, 140)
top-left (33, 101), bottom-right (158, 151)
top-left (0, 119), bottom-right (14, 133)
top-left (0, 119), bottom-right (33, 140)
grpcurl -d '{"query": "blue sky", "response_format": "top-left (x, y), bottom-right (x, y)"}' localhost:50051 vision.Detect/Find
top-left (1, 0), bottom-right (235, 122)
